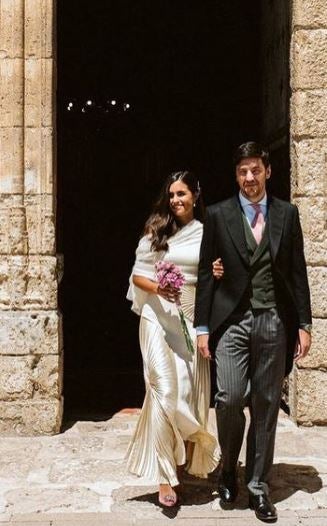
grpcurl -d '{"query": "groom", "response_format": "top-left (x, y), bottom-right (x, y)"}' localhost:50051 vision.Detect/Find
top-left (194, 142), bottom-right (312, 522)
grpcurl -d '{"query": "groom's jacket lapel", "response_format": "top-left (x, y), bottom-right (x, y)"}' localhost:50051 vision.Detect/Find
top-left (221, 195), bottom-right (249, 266)
top-left (267, 196), bottom-right (286, 262)
top-left (220, 194), bottom-right (286, 265)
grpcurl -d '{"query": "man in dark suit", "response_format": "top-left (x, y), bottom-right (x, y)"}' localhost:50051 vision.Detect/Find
top-left (195, 142), bottom-right (312, 522)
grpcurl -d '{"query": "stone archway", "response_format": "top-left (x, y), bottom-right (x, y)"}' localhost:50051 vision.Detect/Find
top-left (0, 0), bottom-right (326, 434)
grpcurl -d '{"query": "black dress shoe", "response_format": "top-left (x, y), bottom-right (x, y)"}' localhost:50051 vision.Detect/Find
top-left (249, 494), bottom-right (277, 522)
top-left (218, 470), bottom-right (238, 504)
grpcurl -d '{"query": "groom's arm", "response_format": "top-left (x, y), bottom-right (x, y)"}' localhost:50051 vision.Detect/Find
top-left (194, 206), bottom-right (217, 329)
top-left (290, 205), bottom-right (312, 326)
top-left (290, 205), bottom-right (312, 361)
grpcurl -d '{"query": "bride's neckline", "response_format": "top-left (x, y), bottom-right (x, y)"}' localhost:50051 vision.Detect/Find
top-left (177, 218), bottom-right (197, 230)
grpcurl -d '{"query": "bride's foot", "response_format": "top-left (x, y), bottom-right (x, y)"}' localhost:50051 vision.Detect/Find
top-left (158, 484), bottom-right (177, 507)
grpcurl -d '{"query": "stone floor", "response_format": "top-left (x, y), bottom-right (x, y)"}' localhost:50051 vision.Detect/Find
top-left (0, 410), bottom-right (326, 525)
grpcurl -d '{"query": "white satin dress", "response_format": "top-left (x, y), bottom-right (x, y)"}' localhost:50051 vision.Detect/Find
top-left (126, 220), bottom-right (218, 486)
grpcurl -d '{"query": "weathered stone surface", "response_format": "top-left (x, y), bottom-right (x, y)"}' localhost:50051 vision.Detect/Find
top-left (0, 128), bottom-right (24, 194)
top-left (0, 311), bottom-right (61, 356)
top-left (0, 0), bottom-right (59, 435)
top-left (36, 435), bottom-right (128, 461)
top-left (37, 435), bottom-right (106, 459)
top-left (277, 491), bottom-right (317, 510)
top-left (291, 90), bottom-right (327, 137)
top-left (301, 519), bottom-right (327, 526)
top-left (5, 487), bottom-right (101, 514)
top-left (24, 58), bottom-right (53, 127)
top-left (69, 414), bottom-right (140, 435)
top-left (275, 428), bottom-right (327, 458)
top-left (0, 398), bottom-right (62, 435)
top-left (24, 127), bottom-right (54, 194)
top-left (291, 139), bottom-right (327, 196)
top-left (24, 194), bottom-right (55, 254)
top-left (0, 0), bottom-right (24, 58)
top-left (0, 412), bottom-right (324, 519)
top-left (0, 199), bottom-right (27, 255)
top-left (292, 30), bottom-right (327, 89)
top-left (0, 354), bottom-right (61, 401)
top-left (49, 459), bottom-right (130, 484)
top-left (32, 354), bottom-right (62, 399)
top-left (274, 434), bottom-right (327, 462)
top-left (0, 58), bottom-right (24, 127)
top-left (308, 267), bottom-right (327, 318)
top-left (25, 0), bottom-right (54, 59)
top-left (295, 370), bottom-right (327, 425)
top-left (293, 0), bottom-right (327, 28)
top-left (0, 356), bottom-right (34, 401)
top-left (0, 256), bottom-right (57, 310)
top-left (294, 197), bottom-right (325, 242)
top-left (315, 490), bottom-right (327, 509)
top-left (299, 319), bottom-right (327, 369)
top-left (303, 239), bottom-right (327, 267)
top-left (0, 439), bottom-right (41, 481)
top-left (23, 397), bottom-right (63, 435)
top-left (0, 195), bottom-right (55, 255)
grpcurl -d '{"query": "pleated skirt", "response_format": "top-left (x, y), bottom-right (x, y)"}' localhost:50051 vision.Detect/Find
top-left (126, 285), bottom-right (218, 486)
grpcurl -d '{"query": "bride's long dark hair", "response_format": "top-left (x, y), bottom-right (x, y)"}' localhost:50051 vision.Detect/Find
top-left (143, 171), bottom-right (204, 252)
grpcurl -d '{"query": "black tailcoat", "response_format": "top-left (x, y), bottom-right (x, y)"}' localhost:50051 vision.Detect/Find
top-left (194, 195), bottom-right (312, 375)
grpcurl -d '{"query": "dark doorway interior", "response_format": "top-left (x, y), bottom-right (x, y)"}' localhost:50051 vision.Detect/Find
top-left (57, 1), bottom-right (290, 420)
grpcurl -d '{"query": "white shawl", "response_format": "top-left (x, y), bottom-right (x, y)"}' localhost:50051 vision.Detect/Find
top-left (127, 219), bottom-right (203, 315)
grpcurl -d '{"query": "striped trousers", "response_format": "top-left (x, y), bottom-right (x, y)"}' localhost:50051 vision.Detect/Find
top-left (215, 307), bottom-right (287, 496)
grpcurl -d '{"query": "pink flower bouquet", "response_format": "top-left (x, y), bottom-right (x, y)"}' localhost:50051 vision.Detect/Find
top-left (155, 260), bottom-right (195, 354)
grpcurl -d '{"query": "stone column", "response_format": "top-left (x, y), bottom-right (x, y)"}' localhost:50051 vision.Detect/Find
top-left (0, 0), bottom-right (62, 434)
top-left (290, 0), bottom-right (327, 424)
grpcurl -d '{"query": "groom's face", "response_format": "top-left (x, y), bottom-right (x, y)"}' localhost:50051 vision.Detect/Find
top-left (236, 157), bottom-right (271, 202)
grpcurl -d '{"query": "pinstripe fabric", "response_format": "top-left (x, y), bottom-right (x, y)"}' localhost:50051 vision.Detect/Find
top-left (215, 307), bottom-right (286, 496)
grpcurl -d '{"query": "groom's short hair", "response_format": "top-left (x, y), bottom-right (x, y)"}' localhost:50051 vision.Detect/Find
top-left (233, 141), bottom-right (270, 168)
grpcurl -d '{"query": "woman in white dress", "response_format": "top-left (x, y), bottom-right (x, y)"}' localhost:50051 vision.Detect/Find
top-left (126, 171), bottom-right (222, 507)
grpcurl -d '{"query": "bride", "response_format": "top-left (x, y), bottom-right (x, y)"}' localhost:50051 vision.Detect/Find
top-left (126, 171), bottom-right (223, 507)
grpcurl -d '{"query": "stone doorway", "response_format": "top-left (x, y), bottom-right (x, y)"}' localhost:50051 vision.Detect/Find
top-left (0, 0), bottom-right (325, 435)
top-left (57, 0), bottom-right (291, 421)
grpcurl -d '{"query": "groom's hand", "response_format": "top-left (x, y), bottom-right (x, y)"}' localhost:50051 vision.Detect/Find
top-left (197, 334), bottom-right (211, 359)
top-left (294, 328), bottom-right (311, 362)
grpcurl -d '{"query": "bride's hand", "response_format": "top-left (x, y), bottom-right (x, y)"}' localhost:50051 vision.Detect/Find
top-left (212, 258), bottom-right (224, 280)
top-left (157, 284), bottom-right (181, 303)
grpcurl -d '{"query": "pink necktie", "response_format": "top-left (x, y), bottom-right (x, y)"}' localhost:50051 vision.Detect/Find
top-left (251, 203), bottom-right (265, 244)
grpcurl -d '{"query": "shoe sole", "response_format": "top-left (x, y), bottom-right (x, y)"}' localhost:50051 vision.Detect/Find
top-left (249, 504), bottom-right (277, 522)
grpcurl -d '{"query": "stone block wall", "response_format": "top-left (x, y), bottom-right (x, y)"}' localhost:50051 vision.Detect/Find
top-left (0, 0), bottom-right (62, 434)
top-left (290, 0), bottom-right (327, 425)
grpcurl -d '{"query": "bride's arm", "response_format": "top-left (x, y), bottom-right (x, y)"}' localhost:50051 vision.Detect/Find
top-left (132, 275), bottom-right (158, 294)
top-left (133, 275), bottom-right (179, 303)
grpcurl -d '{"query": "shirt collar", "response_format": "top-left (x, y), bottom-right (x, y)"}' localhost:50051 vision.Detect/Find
top-left (239, 191), bottom-right (267, 208)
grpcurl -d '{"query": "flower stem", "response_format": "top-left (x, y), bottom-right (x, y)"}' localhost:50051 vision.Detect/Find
top-left (178, 308), bottom-right (195, 354)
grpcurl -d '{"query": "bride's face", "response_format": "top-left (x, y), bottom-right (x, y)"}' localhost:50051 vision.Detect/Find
top-left (168, 180), bottom-right (195, 225)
